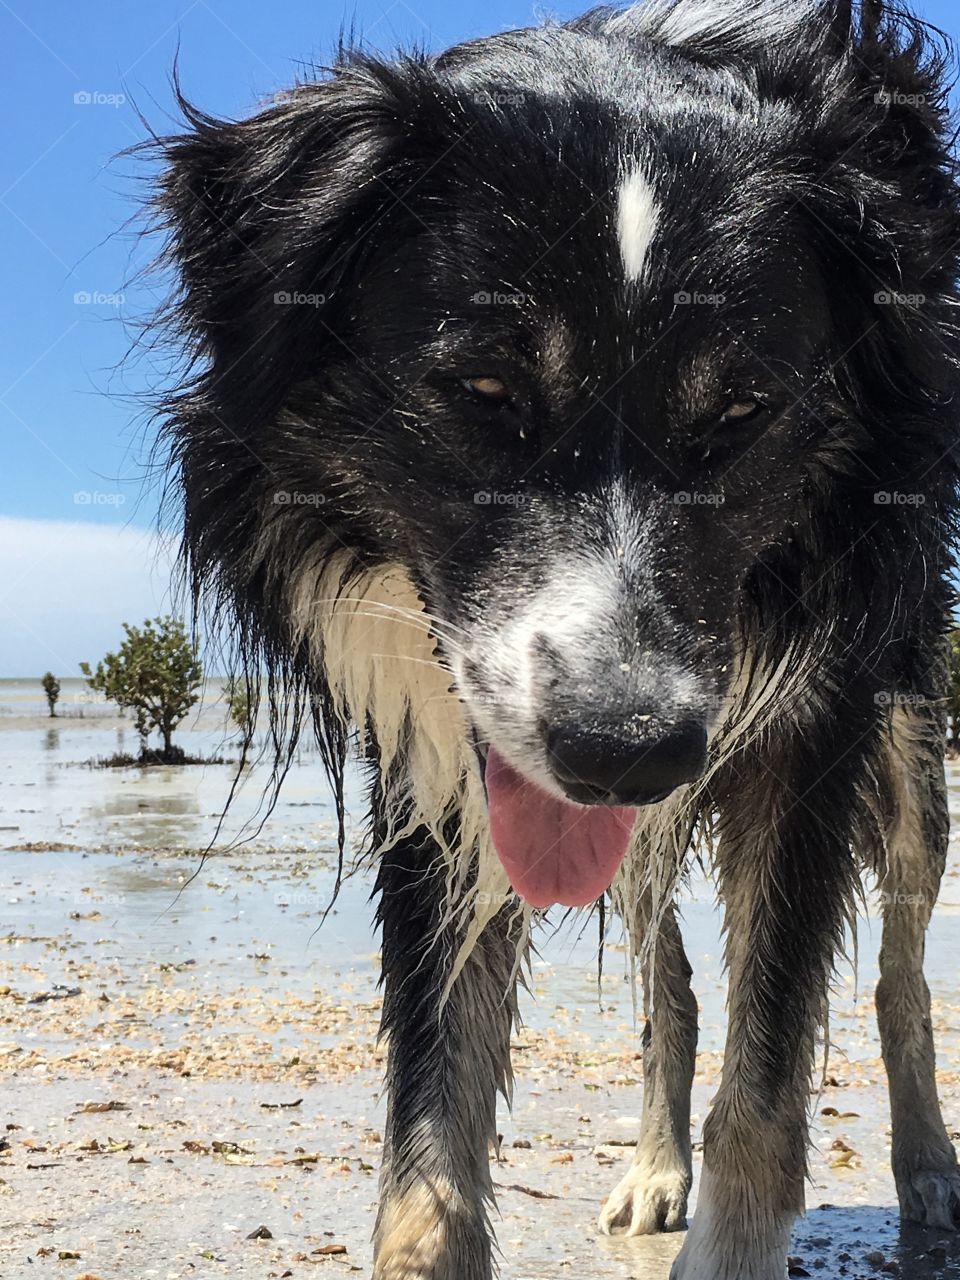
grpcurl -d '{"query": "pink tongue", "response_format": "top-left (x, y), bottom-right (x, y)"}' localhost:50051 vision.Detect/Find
top-left (484, 747), bottom-right (636, 909)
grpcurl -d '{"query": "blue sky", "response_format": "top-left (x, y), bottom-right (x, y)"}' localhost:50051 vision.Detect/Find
top-left (0, 0), bottom-right (957, 674)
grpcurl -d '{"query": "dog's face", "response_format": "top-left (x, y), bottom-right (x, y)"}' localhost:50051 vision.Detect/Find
top-left (346, 147), bottom-right (828, 805)
top-left (159, 6), bottom-right (959, 902)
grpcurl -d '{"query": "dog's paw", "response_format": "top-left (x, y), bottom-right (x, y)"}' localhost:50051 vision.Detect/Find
top-left (898, 1166), bottom-right (960, 1230)
top-left (666, 1167), bottom-right (792, 1280)
top-left (668, 1241), bottom-right (788, 1280)
top-left (598, 1162), bottom-right (690, 1236)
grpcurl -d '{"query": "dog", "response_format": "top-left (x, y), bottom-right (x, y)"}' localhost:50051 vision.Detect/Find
top-left (150, 1), bottom-right (960, 1275)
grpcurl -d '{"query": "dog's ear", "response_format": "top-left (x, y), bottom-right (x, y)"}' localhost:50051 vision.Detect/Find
top-left (156, 59), bottom-right (419, 437)
top-left (814, 3), bottom-right (960, 300)
top-left (833, 2), bottom-right (956, 194)
top-left (805, 5), bottom-right (960, 402)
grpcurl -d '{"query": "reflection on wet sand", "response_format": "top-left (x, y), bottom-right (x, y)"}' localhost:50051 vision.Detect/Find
top-left (0, 698), bottom-right (959, 1277)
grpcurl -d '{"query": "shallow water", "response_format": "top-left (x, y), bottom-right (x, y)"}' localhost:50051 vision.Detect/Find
top-left (4, 717), bottom-right (960, 1044)
top-left (3, 713), bottom-right (960, 1276)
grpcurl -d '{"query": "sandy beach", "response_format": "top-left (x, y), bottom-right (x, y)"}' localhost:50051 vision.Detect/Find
top-left (3, 680), bottom-right (960, 1279)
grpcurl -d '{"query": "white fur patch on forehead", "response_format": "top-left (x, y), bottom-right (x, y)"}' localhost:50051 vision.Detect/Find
top-left (617, 168), bottom-right (660, 284)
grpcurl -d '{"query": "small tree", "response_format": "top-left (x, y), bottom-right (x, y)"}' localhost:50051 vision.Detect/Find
top-left (224, 676), bottom-right (255, 739)
top-left (947, 628), bottom-right (960, 754)
top-left (81, 617), bottom-right (203, 763)
top-left (41, 672), bottom-right (60, 718)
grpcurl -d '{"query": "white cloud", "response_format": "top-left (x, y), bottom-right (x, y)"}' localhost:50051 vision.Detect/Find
top-left (0, 516), bottom-right (182, 676)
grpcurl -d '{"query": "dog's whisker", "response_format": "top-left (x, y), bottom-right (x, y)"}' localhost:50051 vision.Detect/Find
top-left (309, 603), bottom-right (471, 657)
top-left (305, 598), bottom-right (472, 657)
top-left (306, 595), bottom-right (472, 637)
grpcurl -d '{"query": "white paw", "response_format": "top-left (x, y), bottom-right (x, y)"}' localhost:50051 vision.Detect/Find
top-left (898, 1166), bottom-right (960, 1230)
top-left (670, 1233), bottom-right (788, 1280)
top-left (598, 1161), bottom-right (690, 1236)
top-left (669, 1241), bottom-right (788, 1280)
top-left (668, 1166), bottom-right (791, 1280)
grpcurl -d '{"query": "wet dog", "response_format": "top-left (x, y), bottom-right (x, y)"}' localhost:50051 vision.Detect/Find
top-left (152, 1), bottom-right (960, 1275)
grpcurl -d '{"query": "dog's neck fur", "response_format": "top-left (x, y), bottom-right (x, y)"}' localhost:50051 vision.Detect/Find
top-left (288, 555), bottom-right (821, 984)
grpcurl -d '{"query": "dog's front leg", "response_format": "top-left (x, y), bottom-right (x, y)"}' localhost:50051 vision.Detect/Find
top-left (875, 703), bottom-right (960, 1227)
top-left (373, 824), bottom-right (519, 1280)
top-left (670, 757), bottom-right (858, 1280)
top-left (599, 896), bottom-right (697, 1236)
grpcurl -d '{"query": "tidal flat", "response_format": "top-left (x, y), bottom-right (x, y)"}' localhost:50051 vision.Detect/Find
top-left (2, 680), bottom-right (960, 1278)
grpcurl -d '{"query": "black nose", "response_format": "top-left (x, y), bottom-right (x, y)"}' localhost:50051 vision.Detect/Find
top-left (546, 718), bottom-right (707, 806)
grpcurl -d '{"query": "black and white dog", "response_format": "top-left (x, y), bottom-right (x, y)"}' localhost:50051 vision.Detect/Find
top-left (152, 1), bottom-right (960, 1275)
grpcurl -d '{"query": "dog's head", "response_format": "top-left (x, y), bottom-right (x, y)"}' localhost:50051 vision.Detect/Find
top-left (156, 0), bottom-right (960, 905)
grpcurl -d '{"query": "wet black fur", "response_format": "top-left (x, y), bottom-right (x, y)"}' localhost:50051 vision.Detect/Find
top-left (151, 0), bottom-right (960, 748)
top-left (148, 1), bottom-right (960, 1274)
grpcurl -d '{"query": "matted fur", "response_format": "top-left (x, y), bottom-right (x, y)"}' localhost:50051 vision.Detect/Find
top-left (288, 553), bottom-right (529, 982)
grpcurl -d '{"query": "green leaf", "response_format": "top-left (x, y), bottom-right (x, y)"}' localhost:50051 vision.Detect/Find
top-left (81, 616), bottom-right (203, 760)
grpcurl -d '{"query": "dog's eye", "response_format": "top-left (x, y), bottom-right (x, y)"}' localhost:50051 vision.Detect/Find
top-left (463, 376), bottom-right (511, 402)
top-left (720, 397), bottom-right (764, 424)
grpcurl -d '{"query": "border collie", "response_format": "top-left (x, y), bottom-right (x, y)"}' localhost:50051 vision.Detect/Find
top-left (151, 1), bottom-right (960, 1275)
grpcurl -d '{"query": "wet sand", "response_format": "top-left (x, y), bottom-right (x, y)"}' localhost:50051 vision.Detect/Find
top-left (2, 697), bottom-right (960, 1278)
